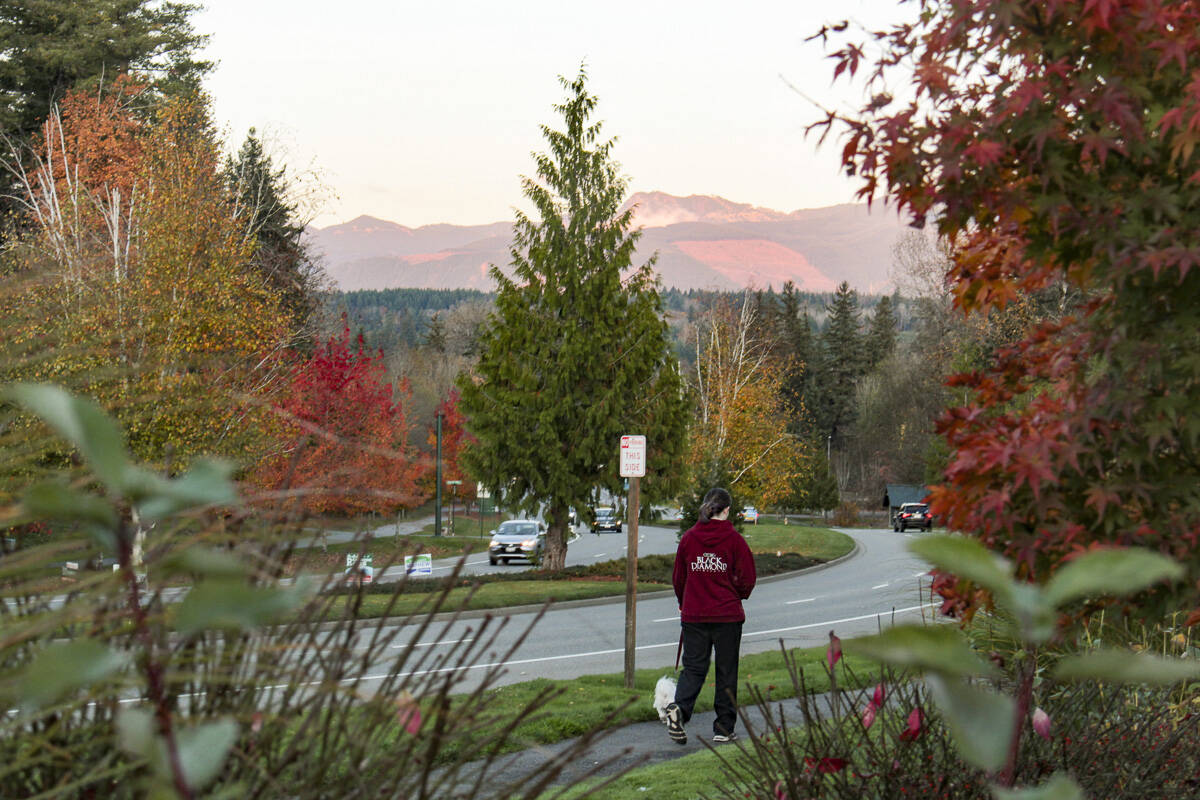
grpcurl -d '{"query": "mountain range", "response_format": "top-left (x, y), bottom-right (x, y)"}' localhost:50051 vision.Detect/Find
top-left (308, 192), bottom-right (909, 293)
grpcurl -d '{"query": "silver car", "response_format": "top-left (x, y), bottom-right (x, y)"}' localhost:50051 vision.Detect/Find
top-left (488, 520), bottom-right (546, 565)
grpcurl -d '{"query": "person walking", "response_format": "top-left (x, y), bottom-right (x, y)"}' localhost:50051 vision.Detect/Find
top-left (665, 487), bottom-right (756, 745)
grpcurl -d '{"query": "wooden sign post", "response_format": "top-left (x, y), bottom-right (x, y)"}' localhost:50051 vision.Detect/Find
top-left (620, 435), bottom-right (646, 689)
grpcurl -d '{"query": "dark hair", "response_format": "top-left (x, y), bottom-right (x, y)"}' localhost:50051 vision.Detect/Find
top-left (698, 487), bottom-right (732, 523)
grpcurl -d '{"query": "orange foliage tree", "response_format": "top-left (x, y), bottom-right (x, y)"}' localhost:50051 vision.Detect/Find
top-left (255, 323), bottom-right (429, 516)
top-left (687, 294), bottom-right (810, 506)
top-left (0, 82), bottom-right (293, 492)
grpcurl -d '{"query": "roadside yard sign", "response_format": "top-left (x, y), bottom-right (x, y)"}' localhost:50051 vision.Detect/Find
top-left (476, 483), bottom-right (491, 498)
top-left (345, 553), bottom-right (374, 583)
top-left (405, 554), bottom-right (433, 576)
top-left (619, 435), bottom-right (646, 478)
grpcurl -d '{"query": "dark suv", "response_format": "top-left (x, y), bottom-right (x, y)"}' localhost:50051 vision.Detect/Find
top-left (592, 507), bottom-right (622, 533)
top-left (893, 503), bottom-right (933, 532)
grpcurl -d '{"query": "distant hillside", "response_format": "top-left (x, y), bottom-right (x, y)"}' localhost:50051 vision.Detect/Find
top-left (308, 193), bottom-right (907, 293)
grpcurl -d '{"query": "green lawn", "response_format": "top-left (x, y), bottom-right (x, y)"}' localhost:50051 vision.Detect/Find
top-left (368, 643), bottom-right (877, 770)
top-left (739, 522), bottom-right (855, 561)
top-left (311, 524), bottom-right (855, 619)
top-left (287, 533), bottom-right (485, 576)
top-left (548, 744), bottom-right (727, 800)
top-left (321, 579), bottom-right (667, 619)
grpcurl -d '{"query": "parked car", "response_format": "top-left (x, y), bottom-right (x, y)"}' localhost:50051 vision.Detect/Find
top-left (592, 507), bottom-right (622, 533)
top-left (893, 503), bottom-right (933, 532)
top-left (488, 519), bottom-right (547, 565)
top-left (739, 506), bottom-right (759, 524)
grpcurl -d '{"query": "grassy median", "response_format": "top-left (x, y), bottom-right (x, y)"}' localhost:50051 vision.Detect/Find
top-left (739, 521), bottom-right (856, 561)
top-left (322, 579), bottom-right (668, 619)
top-left (317, 526), bottom-right (856, 620)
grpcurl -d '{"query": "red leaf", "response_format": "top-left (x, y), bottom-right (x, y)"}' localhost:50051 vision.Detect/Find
top-left (827, 631), bottom-right (842, 670)
top-left (900, 707), bottom-right (924, 742)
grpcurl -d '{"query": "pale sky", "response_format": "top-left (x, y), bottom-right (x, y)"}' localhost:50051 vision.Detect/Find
top-left (197, 1), bottom-right (911, 228)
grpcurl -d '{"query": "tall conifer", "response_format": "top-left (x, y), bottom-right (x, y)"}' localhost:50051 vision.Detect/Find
top-left (816, 281), bottom-right (865, 445)
top-left (459, 69), bottom-right (688, 571)
top-left (865, 295), bottom-right (898, 368)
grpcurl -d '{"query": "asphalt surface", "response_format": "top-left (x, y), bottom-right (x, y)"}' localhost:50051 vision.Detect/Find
top-left (457, 693), bottom-right (837, 792)
top-left (429, 525), bottom-right (933, 793)
top-left (334, 526), bottom-right (934, 693)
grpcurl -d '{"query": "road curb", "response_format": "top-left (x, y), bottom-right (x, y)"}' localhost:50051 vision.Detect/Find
top-left (312, 536), bottom-right (864, 633)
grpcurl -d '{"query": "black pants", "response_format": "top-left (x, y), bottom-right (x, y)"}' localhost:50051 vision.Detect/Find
top-left (673, 620), bottom-right (743, 736)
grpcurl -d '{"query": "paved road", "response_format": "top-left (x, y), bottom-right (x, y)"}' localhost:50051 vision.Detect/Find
top-left (369, 521), bottom-right (679, 580)
top-left (336, 527), bottom-right (934, 694)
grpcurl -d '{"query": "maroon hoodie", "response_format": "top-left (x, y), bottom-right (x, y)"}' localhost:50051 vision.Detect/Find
top-left (673, 518), bottom-right (756, 623)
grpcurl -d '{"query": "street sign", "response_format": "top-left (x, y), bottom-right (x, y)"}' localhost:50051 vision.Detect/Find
top-left (619, 435), bottom-right (646, 477)
top-left (446, 480), bottom-right (462, 485)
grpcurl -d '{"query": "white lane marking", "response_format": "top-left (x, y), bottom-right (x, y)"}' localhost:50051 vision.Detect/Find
top-left (912, 572), bottom-right (927, 578)
top-left (343, 603), bottom-right (940, 683)
top-left (38, 604), bottom-right (942, 711)
top-left (392, 637), bottom-right (474, 649)
top-left (653, 616), bottom-right (679, 622)
top-left (743, 603), bottom-right (937, 639)
top-left (872, 583), bottom-right (888, 590)
top-left (786, 598), bottom-right (816, 605)
top-left (594, 553), bottom-right (607, 558)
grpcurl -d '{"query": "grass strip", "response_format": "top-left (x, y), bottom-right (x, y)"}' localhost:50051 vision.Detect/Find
top-left (739, 522), bottom-right (856, 561)
top-left (322, 580), bottom-right (668, 619)
top-left (547, 742), bottom-right (728, 800)
top-left (366, 643), bottom-right (875, 768)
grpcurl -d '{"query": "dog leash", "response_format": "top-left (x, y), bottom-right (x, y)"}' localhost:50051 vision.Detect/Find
top-left (674, 631), bottom-right (683, 673)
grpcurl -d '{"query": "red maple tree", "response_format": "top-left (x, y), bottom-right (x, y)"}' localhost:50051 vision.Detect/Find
top-left (257, 322), bottom-right (429, 515)
top-left (816, 0), bottom-right (1200, 621)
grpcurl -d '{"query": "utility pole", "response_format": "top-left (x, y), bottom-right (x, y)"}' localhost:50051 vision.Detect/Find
top-left (435, 412), bottom-right (443, 537)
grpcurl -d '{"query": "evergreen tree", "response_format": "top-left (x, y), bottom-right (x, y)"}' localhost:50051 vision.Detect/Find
top-left (459, 69), bottom-right (689, 572)
top-left (423, 312), bottom-right (446, 353)
top-left (678, 459), bottom-right (743, 536)
top-left (225, 129), bottom-right (319, 332)
top-left (802, 452), bottom-right (840, 518)
top-left (750, 287), bottom-right (781, 357)
top-left (0, 0), bottom-right (210, 142)
top-left (778, 282), bottom-right (814, 428)
top-left (815, 281), bottom-right (865, 444)
top-left (865, 295), bottom-right (898, 369)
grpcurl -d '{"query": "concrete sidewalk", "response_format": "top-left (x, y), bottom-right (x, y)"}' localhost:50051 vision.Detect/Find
top-left (458, 693), bottom-right (831, 792)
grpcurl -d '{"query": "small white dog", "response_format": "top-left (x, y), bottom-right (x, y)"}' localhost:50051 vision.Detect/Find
top-left (653, 675), bottom-right (678, 722)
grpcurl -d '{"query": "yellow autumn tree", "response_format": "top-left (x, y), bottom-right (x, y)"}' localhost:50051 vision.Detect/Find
top-left (0, 86), bottom-right (293, 498)
top-left (687, 293), bottom-right (811, 506)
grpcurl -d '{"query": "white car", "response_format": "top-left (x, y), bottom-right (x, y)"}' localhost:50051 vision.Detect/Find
top-left (739, 506), bottom-right (759, 524)
top-left (488, 520), bottom-right (547, 565)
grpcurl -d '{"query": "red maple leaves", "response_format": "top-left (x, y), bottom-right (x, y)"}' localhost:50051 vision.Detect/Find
top-left (817, 0), bottom-right (1200, 620)
top-left (256, 321), bottom-right (429, 515)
